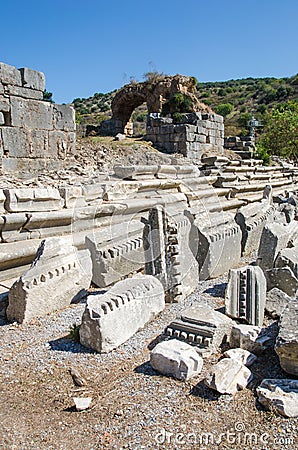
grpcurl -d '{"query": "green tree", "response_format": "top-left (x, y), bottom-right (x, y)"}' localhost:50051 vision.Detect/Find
top-left (259, 101), bottom-right (298, 161)
top-left (215, 103), bottom-right (234, 117)
top-left (43, 90), bottom-right (54, 103)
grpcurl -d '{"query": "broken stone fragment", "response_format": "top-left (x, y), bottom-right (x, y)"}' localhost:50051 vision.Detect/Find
top-left (230, 324), bottom-right (271, 354)
top-left (150, 339), bottom-right (203, 381)
top-left (204, 358), bottom-right (252, 395)
top-left (265, 288), bottom-right (292, 319)
top-left (223, 348), bottom-right (257, 367)
top-left (79, 275), bottom-right (165, 353)
top-left (275, 300), bottom-right (298, 376)
top-left (73, 397), bottom-right (92, 412)
top-left (7, 237), bottom-right (92, 323)
top-left (266, 267), bottom-right (298, 297)
top-left (256, 379), bottom-right (298, 418)
top-left (225, 265), bottom-right (266, 326)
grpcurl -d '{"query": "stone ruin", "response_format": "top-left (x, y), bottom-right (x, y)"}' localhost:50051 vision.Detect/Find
top-left (1, 62), bottom-right (298, 418)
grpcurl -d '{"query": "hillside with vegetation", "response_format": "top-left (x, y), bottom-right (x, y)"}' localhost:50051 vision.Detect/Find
top-left (72, 73), bottom-right (298, 161)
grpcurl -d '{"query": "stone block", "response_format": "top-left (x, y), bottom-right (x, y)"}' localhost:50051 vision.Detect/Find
top-left (204, 358), bottom-right (252, 395)
top-left (4, 188), bottom-right (64, 212)
top-left (48, 130), bottom-right (71, 159)
top-left (1, 157), bottom-right (63, 176)
top-left (59, 187), bottom-right (86, 209)
top-left (10, 96), bottom-right (53, 130)
top-left (275, 300), bottom-right (298, 375)
top-left (52, 104), bottom-right (76, 132)
top-left (19, 67), bottom-right (45, 91)
top-left (266, 288), bottom-right (292, 319)
top-left (144, 207), bottom-right (199, 302)
top-left (4, 84), bottom-right (43, 100)
top-left (165, 304), bottom-right (233, 355)
top-left (0, 112), bottom-right (4, 125)
top-left (113, 165), bottom-right (158, 180)
top-left (0, 62), bottom-right (22, 86)
top-left (0, 189), bottom-right (5, 213)
top-left (81, 184), bottom-right (105, 203)
top-left (225, 265), bottom-right (266, 326)
top-left (230, 324), bottom-right (270, 353)
top-left (0, 95), bottom-right (11, 112)
top-left (275, 247), bottom-right (298, 278)
top-left (7, 238), bottom-right (92, 323)
top-left (85, 221), bottom-right (145, 287)
top-left (79, 275), bottom-right (165, 353)
top-left (223, 348), bottom-right (257, 367)
top-left (266, 267), bottom-right (298, 297)
top-left (150, 339), bottom-right (203, 381)
top-left (256, 379), bottom-right (298, 417)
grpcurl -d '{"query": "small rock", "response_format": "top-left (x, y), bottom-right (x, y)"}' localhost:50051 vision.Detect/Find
top-left (223, 348), bottom-right (257, 367)
top-left (150, 339), bottom-right (203, 381)
top-left (256, 379), bottom-right (298, 417)
top-left (204, 358), bottom-right (252, 395)
top-left (73, 397), bottom-right (92, 411)
top-left (114, 133), bottom-right (126, 141)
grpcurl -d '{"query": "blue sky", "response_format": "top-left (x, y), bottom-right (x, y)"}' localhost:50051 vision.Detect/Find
top-left (2, 0), bottom-right (297, 104)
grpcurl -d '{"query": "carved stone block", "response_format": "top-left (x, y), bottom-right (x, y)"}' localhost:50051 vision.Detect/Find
top-left (4, 188), bottom-right (64, 212)
top-left (275, 300), bottom-right (298, 376)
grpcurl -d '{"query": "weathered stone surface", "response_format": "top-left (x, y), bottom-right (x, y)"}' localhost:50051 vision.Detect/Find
top-left (73, 397), bottom-right (92, 411)
top-left (257, 222), bottom-right (298, 271)
top-left (2, 127), bottom-right (51, 159)
top-left (4, 84), bottom-right (43, 100)
top-left (256, 379), bottom-right (298, 417)
top-left (275, 300), bottom-right (298, 375)
top-left (275, 247), bottom-right (298, 278)
top-left (144, 207), bottom-right (199, 302)
top-left (165, 304), bottom-right (233, 355)
top-left (266, 288), bottom-right (292, 319)
top-left (53, 104), bottom-right (76, 132)
top-left (79, 275), bottom-right (165, 353)
top-left (113, 165), bottom-right (158, 180)
top-left (0, 62), bottom-right (22, 86)
top-left (4, 188), bottom-right (64, 212)
top-left (204, 358), bottom-right (252, 395)
top-left (59, 187), bottom-right (86, 209)
top-left (19, 67), bottom-right (45, 91)
top-left (225, 265), bottom-right (266, 326)
top-left (150, 339), bottom-right (203, 380)
top-left (223, 348), bottom-right (257, 367)
top-left (7, 238), bottom-right (92, 323)
top-left (0, 189), bottom-right (5, 213)
top-left (235, 201), bottom-right (274, 255)
top-left (85, 221), bottom-right (145, 287)
top-left (266, 267), bottom-right (298, 297)
top-left (230, 324), bottom-right (270, 353)
top-left (10, 96), bottom-right (53, 130)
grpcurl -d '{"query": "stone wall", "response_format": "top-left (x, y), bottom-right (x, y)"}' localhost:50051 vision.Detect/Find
top-left (146, 113), bottom-right (224, 160)
top-left (0, 62), bottom-right (76, 176)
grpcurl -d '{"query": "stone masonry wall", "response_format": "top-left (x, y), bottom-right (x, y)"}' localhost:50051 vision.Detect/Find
top-left (0, 62), bottom-right (76, 176)
top-left (146, 113), bottom-right (224, 161)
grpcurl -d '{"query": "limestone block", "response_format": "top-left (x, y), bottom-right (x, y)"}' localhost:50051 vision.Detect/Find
top-left (275, 300), bottom-right (298, 375)
top-left (150, 339), bottom-right (203, 381)
top-left (1, 157), bottom-right (63, 176)
top-left (113, 165), bottom-right (158, 180)
top-left (256, 379), bottom-right (298, 417)
top-left (235, 202), bottom-right (275, 255)
top-left (144, 207), bottom-right (199, 302)
top-left (52, 104), bottom-right (76, 132)
top-left (2, 127), bottom-right (51, 159)
top-left (0, 112), bottom-right (4, 125)
top-left (225, 265), bottom-right (266, 326)
top-left (10, 96), bottom-right (53, 130)
top-left (204, 358), bottom-right (252, 395)
top-left (79, 275), bottom-right (165, 353)
top-left (59, 187), bottom-right (86, 209)
top-left (275, 247), bottom-right (298, 278)
top-left (0, 81), bottom-right (3, 93)
top-left (4, 188), bottom-right (64, 212)
top-left (230, 324), bottom-right (270, 353)
top-left (48, 130), bottom-right (74, 159)
top-left (266, 267), bottom-right (298, 297)
top-left (0, 95), bottom-right (10, 112)
top-left (257, 222), bottom-right (298, 271)
top-left (4, 84), bottom-right (43, 100)
top-left (0, 189), bottom-right (5, 213)
top-left (266, 288), bottom-right (292, 319)
top-left (194, 213), bottom-right (242, 280)
top-left (81, 184), bottom-right (105, 203)
top-left (165, 304), bottom-right (233, 355)
top-left (85, 221), bottom-right (145, 287)
top-left (19, 67), bottom-right (45, 91)
top-left (0, 62), bottom-right (22, 86)
top-left (223, 348), bottom-right (257, 367)
top-left (7, 238), bottom-right (92, 323)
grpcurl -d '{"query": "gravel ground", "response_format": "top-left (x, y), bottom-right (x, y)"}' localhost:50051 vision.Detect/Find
top-left (0, 258), bottom-right (297, 450)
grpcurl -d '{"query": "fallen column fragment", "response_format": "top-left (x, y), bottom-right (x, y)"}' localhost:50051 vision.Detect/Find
top-left (7, 237), bottom-right (92, 323)
top-left (79, 275), bottom-right (165, 353)
top-left (225, 265), bottom-right (266, 326)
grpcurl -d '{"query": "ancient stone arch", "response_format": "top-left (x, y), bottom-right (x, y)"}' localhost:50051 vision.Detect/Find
top-left (101, 74), bottom-right (209, 136)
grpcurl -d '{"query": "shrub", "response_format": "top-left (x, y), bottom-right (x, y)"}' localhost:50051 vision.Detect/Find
top-left (215, 103), bottom-right (234, 117)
